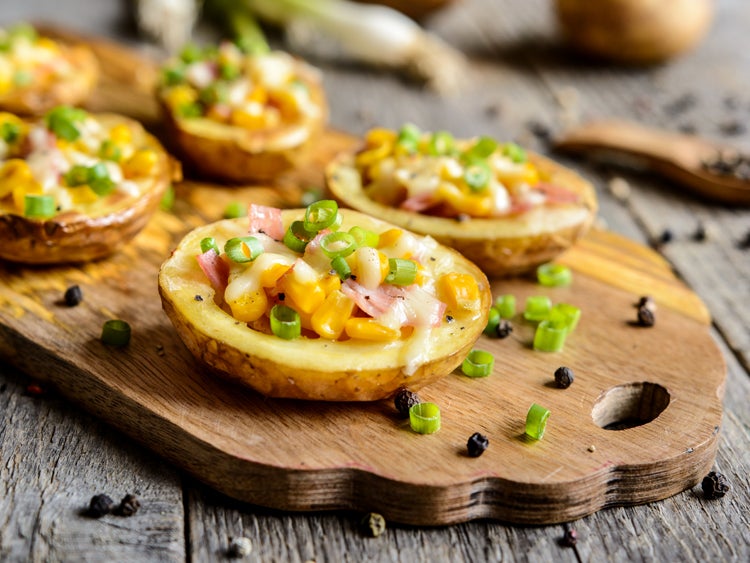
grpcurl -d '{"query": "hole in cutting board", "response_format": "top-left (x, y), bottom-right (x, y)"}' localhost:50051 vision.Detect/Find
top-left (591, 382), bottom-right (670, 430)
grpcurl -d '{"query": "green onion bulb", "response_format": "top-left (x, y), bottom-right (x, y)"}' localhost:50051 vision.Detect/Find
top-left (525, 403), bottom-right (550, 440)
top-left (409, 402), bottom-right (441, 434)
top-left (101, 319), bottom-right (131, 347)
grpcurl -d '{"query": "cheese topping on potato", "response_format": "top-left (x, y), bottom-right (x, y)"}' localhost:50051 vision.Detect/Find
top-left (0, 24), bottom-right (78, 100)
top-left (355, 125), bottom-right (581, 218)
top-left (195, 202), bottom-right (484, 373)
top-left (0, 106), bottom-right (161, 218)
top-left (159, 42), bottom-right (323, 134)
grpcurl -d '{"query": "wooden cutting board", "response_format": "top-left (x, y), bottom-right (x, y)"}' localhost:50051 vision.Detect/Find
top-left (0, 28), bottom-right (725, 525)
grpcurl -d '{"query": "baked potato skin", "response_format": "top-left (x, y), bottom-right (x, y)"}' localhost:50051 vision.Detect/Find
top-left (158, 58), bottom-right (328, 184)
top-left (0, 43), bottom-right (98, 116)
top-left (158, 210), bottom-right (492, 401)
top-left (327, 151), bottom-right (598, 278)
top-left (0, 114), bottom-right (175, 264)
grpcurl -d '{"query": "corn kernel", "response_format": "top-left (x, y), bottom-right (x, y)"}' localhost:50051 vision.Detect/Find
top-left (228, 289), bottom-right (268, 323)
top-left (0, 159), bottom-right (35, 199)
top-left (378, 251), bottom-right (390, 283)
top-left (109, 124), bottom-right (133, 145)
top-left (355, 142), bottom-right (393, 169)
top-left (436, 182), bottom-right (493, 217)
top-left (69, 185), bottom-right (99, 204)
top-left (231, 105), bottom-right (266, 129)
top-left (365, 128), bottom-right (397, 147)
top-left (320, 273), bottom-right (341, 295)
top-left (280, 275), bottom-right (325, 315)
top-left (164, 85), bottom-right (197, 111)
top-left (123, 149), bottom-right (158, 178)
top-left (35, 37), bottom-right (59, 52)
top-left (311, 290), bottom-right (355, 340)
top-left (260, 263), bottom-right (291, 288)
top-left (377, 228), bottom-right (403, 249)
top-left (247, 86), bottom-right (268, 104)
top-left (270, 89), bottom-right (299, 120)
top-left (344, 318), bottom-right (401, 342)
top-left (12, 180), bottom-right (43, 212)
top-left (437, 273), bottom-right (481, 312)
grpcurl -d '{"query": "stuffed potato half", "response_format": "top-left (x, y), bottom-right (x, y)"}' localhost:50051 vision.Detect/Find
top-left (0, 108), bottom-right (175, 264)
top-left (158, 206), bottom-right (492, 401)
top-left (327, 126), bottom-right (597, 277)
top-left (158, 42), bottom-right (327, 183)
top-left (0, 23), bottom-right (98, 115)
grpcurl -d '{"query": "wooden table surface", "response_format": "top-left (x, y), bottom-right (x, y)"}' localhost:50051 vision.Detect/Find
top-left (2, 0), bottom-right (748, 561)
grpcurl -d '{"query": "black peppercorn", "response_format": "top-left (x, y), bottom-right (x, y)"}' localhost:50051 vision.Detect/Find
top-left (637, 306), bottom-right (656, 327)
top-left (467, 432), bottom-right (489, 457)
top-left (634, 295), bottom-right (655, 311)
top-left (116, 494), bottom-right (141, 516)
top-left (360, 512), bottom-right (386, 537)
top-left (554, 366), bottom-right (575, 389)
top-left (64, 285), bottom-right (83, 307)
top-left (658, 229), bottom-right (673, 245)
top-left (495, 320), bottom-right (513, 339)
top-left (87, 494), bottom-right (115, 518)
top-left (561, 528), bottom-right (578, 547)
top-left (394, 388), bottom-right (421, 418)
top-left (693, 223), bottom-right (707, 242)
top-left (701, 471), bottom-right (730, 499)
top-left (227, 537), bottom-right (253, 558)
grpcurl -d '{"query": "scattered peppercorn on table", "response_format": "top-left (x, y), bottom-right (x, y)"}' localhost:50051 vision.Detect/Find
top-left (1, 1), bottom-right (749, 562)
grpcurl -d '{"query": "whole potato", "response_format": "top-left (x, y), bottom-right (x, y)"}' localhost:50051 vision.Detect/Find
top-left (555, 0), bottom-right (714, 65)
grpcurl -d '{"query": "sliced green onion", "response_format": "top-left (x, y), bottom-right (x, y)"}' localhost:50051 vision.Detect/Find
top-left (162, 66), bottom-right (186, 86)
top-left (463, 160), bottom-right (491, 192)
top-left (428, 131), bottom-right (455, 156)
top-left (524, 295), bottom-right (552, 322)
top-left (461, 349), bottom-right (494, 377)
top-left (177, 102), bottom-right (203, 118)
top-left (464, 136), bottom-right (498, 160)
top-left (200, 236), bottom-right (219, 255)
top-left (270, 305), bottom-right (301, 339)
top-left (9, 22), bottom-right (38, 42)
top-left (45, 106), bottom-right (87, 141)
top-left (101, 319), bottom-right (131, 347)
top-left (98, 139), bottom-right (122, 162)
top-left (219, 61), bottom-right (240, 81)
top-left (223, 201), bottom-right (246, 219)
top-left (533, 320), bottom-right (567, 352)
top-left (300, 188), bottom-right (324, 207)
top-left (224, 236), bottom-right (264, 263)
top-left (396, 123), bottom-right (421, 153)
top-left (502, 142), bottom-right (527, 163)
top-left (0, 121), bottom-right (20, 144)
top-left (385, 258), bottom-right (418, 286)
top-left (87, 163), bottom-right (115, 196)
top-left (483, 307), bottom-right (500, 336)
top-left (525, 403), bottom-right (550, 440)
top-left (199, 82), bottom-right (229, 105)
top-left (24, 194), bottom-right (55, 218)
top-left (348, 226), bottom-right (379, 248)
top-left (283, 220), bottom-right (315, 253)
top-left (537, 263), bottom-right (573, 287)
top-left (160, 184), bottom-right (175, 211)
top-left (409, 402), bottom-right (441, 434)
top-left (495, 294), bottom-right (516, 319)
top-left (320, 232), bottom-right (357, 259)
top-left (303, 200), bottom-right (339, 232)
top-left (331, 255), bottom-right (351, 280)
top-left (179, 43), bottom-right (203, 63)
top-left (64, 164), bottom-right (90, 187)
top-left (549, 303), bottom-right (581, 332)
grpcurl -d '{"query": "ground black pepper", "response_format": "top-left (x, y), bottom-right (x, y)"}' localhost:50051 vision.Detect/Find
top-left (702, 150), bottom-right (750, 180)
top-left (87, 494), bottom-right (115, 518)
top-left (116, 494), bottom-right (141, 516)
top-left (360, 512), bottom-right (386, 537)
top-left (495, 320), bottom-right (513, 339)
top-left (554, 366), bottom-right (575, 389)
top-left (394, 388), bottom-right (421, 418)
top-left (194, 294), bottom-right (203, 302)
top-left (637, 306), bottom-right (656, 327)
top-left (64, 285), bottom-right (83, 307)
top-left (467, 432), bottom-right (489, 457)
top-left (701, 471), bottom-right (730, 499)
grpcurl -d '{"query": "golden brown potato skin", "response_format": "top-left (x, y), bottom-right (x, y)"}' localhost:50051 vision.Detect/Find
top-left (158, 210), bottom-right (492, 401)
top-left (0, 43), bottom-right (98, 115)
top-left (159, 61), bottom-right (328, 184)
top-left (326, 151), bottom-right (598, 278)
top-left (0, 114), bottom-right (176, 264)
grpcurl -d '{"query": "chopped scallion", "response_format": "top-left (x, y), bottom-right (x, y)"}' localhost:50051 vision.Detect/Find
top-left (64, 164), bottom-right (90, 187)
top-left (331, 255), bottom-right (351, 280)
top-left (461, 349), bottom-right (494, 377)
top-left (464, 160), bottom-right (491, 191)
top-left (502, 142), bottom-right (527, 163)
top-left (525, 403), bottom-right (550, 440)
top-left (549, 303), bottom-right (581, 332)
top-left (483, 307), bottom-right (500, 336)
top-left (0, 121), bottom-right (20, 144)
top-left (45, 106), bottom-right (87, 141)
top-left (270, 305), bottom-right (301, 339)
top-left (495, 294), bottom-right (516, 319)
top-left (384, 258), bottom-right (417, 286)
top-left (160, 184), bottom-right (175, 211)
top-left (101, 319), bottom-right (131, 347)
top-left (223, 201), bottom-right (247, 219)
top-left (303, 200), bottom-right (339, 232)
top-left (348, 226), bottom-right (379, 248)
top-left (409, 402), bottom-right (441, 434)
top-left (224, 236), bottom-right (263, 263)
top-left (428, 131), bottom-right (455, 156)
top-left (524, 295), bottom-right (552, 322)
top-left (200, 237), bottom-right (219, 255)
top-left (396, 123), bottom-right (421, 153)
top-left (283, 220), bottom-right (315, 253)
top-left (533, 320), bottom-right (567, 352)
top-left (98, 139), bottom-right (122, 162)
top-left (320, 232), bottom-right (357, 259)
top-left (537, 263), bottom-right (573, 287)
top-left (87, 163), bottom-right (115, 196)
top-left (24, 194), bottom-right (55, 219)
top-left (464, 136), bottom-right (498, 160)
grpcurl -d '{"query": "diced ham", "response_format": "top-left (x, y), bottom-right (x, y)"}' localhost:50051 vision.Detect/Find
top-left (196, 249), bottom-right (230, 293)
top-left (341, 279), bottom-right (395, 318)
top-left (248, 204), bottom-right (284, 240)
top-left (400, 192), bottom-right (437, 212)
top-left (341, 279), bottom-right (446, 328)
top-left (536, 183), bottom-right (580, 204)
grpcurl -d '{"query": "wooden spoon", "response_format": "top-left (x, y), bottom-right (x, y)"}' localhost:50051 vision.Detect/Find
top-left (554, 119), bottom-right (750, 205)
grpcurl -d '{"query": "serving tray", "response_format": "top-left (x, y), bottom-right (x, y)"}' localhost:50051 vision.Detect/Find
top-left (0, 28), bottom-right (725, 525)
